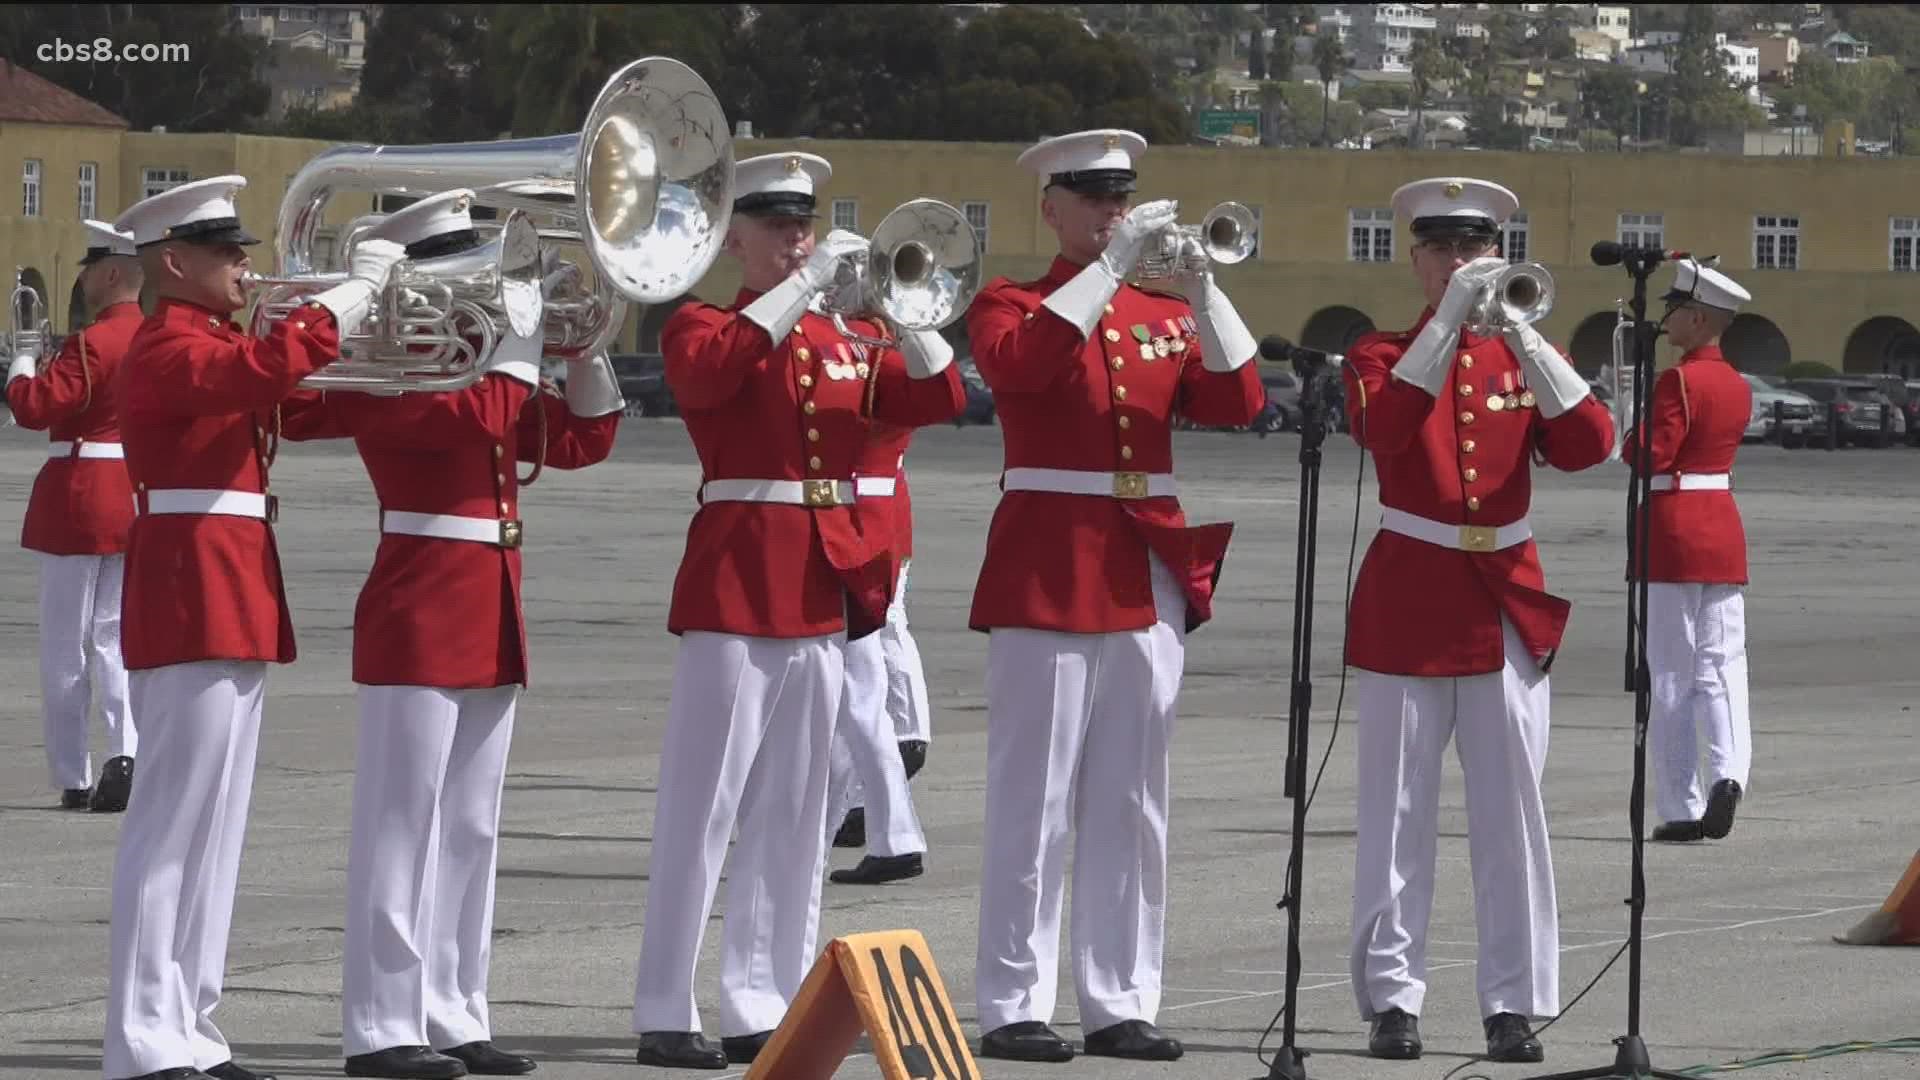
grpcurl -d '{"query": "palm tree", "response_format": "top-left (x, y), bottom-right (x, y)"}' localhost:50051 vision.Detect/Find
top-left (1313, 33), bottom-right (1349, 145)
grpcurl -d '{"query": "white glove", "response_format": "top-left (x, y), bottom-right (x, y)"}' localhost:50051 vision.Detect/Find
top-left (1390, 256), bottom-right (1506, 396)
top-left (307, 238), bottom-right (408, 338)
top-left (1041, 200), bottom-right (1182, 338)
top-left (482, 324), bottom-right (542, 388)
top-left (8, 351), bottom-right (37, 383)
top-left (742, 231), bottom-right (870, 342)
top-left (897, 328), bottom-right (953, 379)
top-left (564, 351), bottom-right (625, 417)
top-left (1506, 323), bottom-right (1592, 419)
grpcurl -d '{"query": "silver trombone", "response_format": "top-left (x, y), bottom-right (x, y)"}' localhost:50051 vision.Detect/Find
top-left (820, 198), bottom-right (982, 349)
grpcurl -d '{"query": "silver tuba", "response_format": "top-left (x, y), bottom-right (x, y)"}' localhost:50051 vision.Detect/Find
top-left (1465, 261), bottom-right (1556, 337)
top-left (821, 198), bottom-right (982, 349)
top-left (9, 268), bottom-right (51, 368)
top-left (263, 55), bottom-right (735, 391)
top-left (1135, 201), bottom-right (1259, 280)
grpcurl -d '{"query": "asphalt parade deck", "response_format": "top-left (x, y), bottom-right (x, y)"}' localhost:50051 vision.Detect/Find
top-left (3, 420), bottom-right (1917, 1079)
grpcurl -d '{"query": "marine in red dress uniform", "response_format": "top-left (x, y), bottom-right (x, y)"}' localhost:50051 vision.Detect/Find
top-left (1625, 260), bottom-right (1755, 843)
top-left (1339, 178), bottom-right (1615, 1064)
top-left (277, 190), bottom-right (623, 1080)
top-left (964, 130), bottom-right (1264, 1064)
top-left (630, 153), bottom-right (963, 1071)
top-left (6, 220), bottom-right (141, 811)
top-left (99, 175), bottom-right (407, 1080)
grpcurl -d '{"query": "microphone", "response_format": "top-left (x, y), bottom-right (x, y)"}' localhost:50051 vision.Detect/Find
top-left (1260, 335), bottom-right (1343, 367)
top-left (1590, 241), bottom-right (1718, 268)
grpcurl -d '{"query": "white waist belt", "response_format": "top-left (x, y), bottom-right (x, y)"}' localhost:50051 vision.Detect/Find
top-left (1650, 473), bottom-right (1730, 492)
top-left (48, 441), bottom-right (124, 459)
top-left (383, 510), bottom-right (523, 548)
top-left (855, 477), bottom-right (897, 497)
top-left (1002, 467), bottom-right (1177, 500)
top-left (701, 478), bottom-right (855, 508)
top-left (143, 489), bottom-right (273, 520)
top-left (1380, 506), bottom-right (1532, 553)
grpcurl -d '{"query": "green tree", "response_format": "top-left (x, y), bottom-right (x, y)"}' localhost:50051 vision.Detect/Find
top-left (1584, 66), bottom-right (1642, 149)
top-left (1667, 4), bottom-right (1745, 145)
top-left (0, 4), bottom-right (269, 132)
top-left (1408, 34), bottom-right (1463, 149)
top-left (1312, 33), bottom-right (1350, 146)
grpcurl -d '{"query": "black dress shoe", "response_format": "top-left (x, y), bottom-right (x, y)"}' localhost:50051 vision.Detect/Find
top-left (91, 755), bottom-right (134, 813)
top-left (1083, 1019), bottom-right (1182, 1061)
top-left (1703, 779), bottom-right (1742, 839)
top-left (832, 807), bottom-right (866, 848)
top-left (899, 739), bottom-right (928, 780)
top-left (343, 1046), bottom-right (466, 1078)
top-left (830, 853), bottom-right (924, 885)
top-left (979, 1021), bottom-right (1074, 1063)
top-left (1652, 820), bottom-right (1705, 842)
top-left (721, 1031), bottom-right (773, 1064)
top-left (633, 1031), bottom-right (724, 1070)
top-left (61, 787), bottom-right (92, 809)
top-left (1368, 1007), bottom-right (1422, 1060)
top-left (1484, 1012), bottom-right (1544, 1063)
top-left (441, 1042), bottom-right (534, 1075)
top-left (123, 1069), bottom-right (213, 1080)
top-left (205, 1062), bottom-right (277, 1080)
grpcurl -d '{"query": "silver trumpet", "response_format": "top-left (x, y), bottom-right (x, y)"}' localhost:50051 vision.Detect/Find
top-left (9, 267), bottom-right (52, 368)
top-left (1465, 261), bottom-right (1556, 337)
top-left (1606, 299), bottom-right (1639, 462)
top-left (820, 198), bottom-right (982, 349)
top-left (260, 54), bottom-right (736, 391)
top-left (1135, 201), bottom-right (1259, 280)
top-left (246, 211), bottom-right (546, 392)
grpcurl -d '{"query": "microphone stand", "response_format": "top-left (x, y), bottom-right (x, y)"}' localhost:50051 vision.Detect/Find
top-left (1266, 354), bottom-right (1336, 1080)
top-left (1528, 250), bottom-right (1688, 1080)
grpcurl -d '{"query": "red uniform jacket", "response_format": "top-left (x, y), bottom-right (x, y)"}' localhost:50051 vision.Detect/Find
top-left (1342, 310), bottom-right (1615, 677)
top-left (1623, 345), bottom-right (1749, 585)
top-left (664, 292), bottom-right (965, 641)
top-left (7, 300), bottom-right (141, 555)
top-left (853, 423), bottom-right (915, 592)
top-left (280, 371), bottom-right (620, 689)
top-left (964, 256), bottom-right (1265, 635)
top-left (117, 297), bottom-right (343, 671)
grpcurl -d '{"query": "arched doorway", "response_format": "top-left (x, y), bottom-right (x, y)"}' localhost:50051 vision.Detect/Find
top-left (1298, 305), bottom-right (1375, 355)
top-left (1842, 316), bottom-right (1920, 377)
top-left (1568, 311), bottom-right (1622, 377)
top-left (1724, 313), bottom-right (1791, 374)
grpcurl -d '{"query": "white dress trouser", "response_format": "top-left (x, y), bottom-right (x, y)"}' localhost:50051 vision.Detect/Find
top-left (1349, 618), bottom-right (1560, 1023)
top-left (103, 661), bottom-right (267, 1079)
top-left (824, 630), bottom-right (926, 858)
top-left (974, 553), bottom-right (1187, 1034)
top-left (342, 685), bottom-right (519, 1057)
top-left (631, 630), bottom-right (844, 1038)
top-left (39, 552), bottom-right (133, 790)
top-left (1648, 583), bottom-right (1751, 824)
top-left (829, 559), bottom-right (934, 825)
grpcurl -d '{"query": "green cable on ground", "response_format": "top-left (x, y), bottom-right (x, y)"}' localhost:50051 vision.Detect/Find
top-left (1675, 1036), bottom-right (1920, 1075)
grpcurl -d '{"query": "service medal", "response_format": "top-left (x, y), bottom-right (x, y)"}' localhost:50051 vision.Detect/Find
top-left (1486, 394), bottom-right (1507, 412)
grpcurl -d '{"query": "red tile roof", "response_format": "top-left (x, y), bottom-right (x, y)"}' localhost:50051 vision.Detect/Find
top-left (0, 61), bottom-right (130, 129)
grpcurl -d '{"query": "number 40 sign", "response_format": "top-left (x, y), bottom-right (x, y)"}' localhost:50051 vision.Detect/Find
top-left (746, 929), bottom-right (981, 1080)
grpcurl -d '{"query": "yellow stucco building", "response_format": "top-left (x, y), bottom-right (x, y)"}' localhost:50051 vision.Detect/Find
top-left (7, 61), bottom-right (1917, 376)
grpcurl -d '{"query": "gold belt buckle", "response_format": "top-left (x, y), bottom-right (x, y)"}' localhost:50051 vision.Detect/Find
top-left (1459, 524), bottom-right (1497, 552)
top-left (803, 478), bottom-right (841, 507)
top-left (1112, 471), bottom-right (1149, 499)
top-left (498, 519), bottom-right (524, 549)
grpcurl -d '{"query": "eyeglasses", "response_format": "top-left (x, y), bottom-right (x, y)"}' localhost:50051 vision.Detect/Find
top-left (1418, 237), bottom-right (1497, 258)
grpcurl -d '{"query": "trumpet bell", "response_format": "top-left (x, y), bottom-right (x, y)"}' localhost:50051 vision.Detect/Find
top-left (1200, 202), bottom-right (1258, 265)
top-left (1467, 261), bottom-right (1556, 334)
top-left (865, 198), bottom-right (982, 332)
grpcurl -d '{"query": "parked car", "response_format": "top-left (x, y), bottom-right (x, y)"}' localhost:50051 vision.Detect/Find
top-left (1854, 373), bottom-right (1920, 446)
top-left (1784, 378), bottom-right (1895, 447)
top-left (954, 358), bottom-right (995, 426)
top-left (1252, 371), bottom-right (1302, 434)
top-left (1740, 373), bottom-right (1817, 447)
top-left (609, 353), bottom-right (677, 417)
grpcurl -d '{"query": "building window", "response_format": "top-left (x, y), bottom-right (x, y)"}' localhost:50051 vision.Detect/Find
top-left (1891, 217), bottom-right (1919, 272)
top-left (143, 168), bottom-right (190, 199)
top-left (832, 198), bottom-right (858, 232)
top-left (22, 159), bottom-right (41, 217)
top-left (963, 201), bottom-right (989, 254)
top-left (1349, 208), bottom-right (1393, 262)
top-left (1754, 214), bottom-right (1799, 270)
top-left (1619, 212), bottom-right (1663, 249)
top-left (77, 162), bottom-right (97, 220)
top-left (1499, 211), bottom-right (1529, 263)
